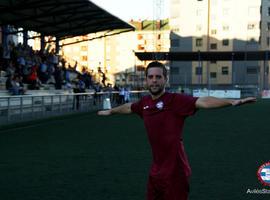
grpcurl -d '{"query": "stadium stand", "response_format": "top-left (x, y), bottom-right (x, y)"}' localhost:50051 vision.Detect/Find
top-left (0, 0), bottom-right (135, 125)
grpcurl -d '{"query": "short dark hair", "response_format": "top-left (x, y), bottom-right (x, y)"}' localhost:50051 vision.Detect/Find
top-left (145, 61), bottom-right (167, 77)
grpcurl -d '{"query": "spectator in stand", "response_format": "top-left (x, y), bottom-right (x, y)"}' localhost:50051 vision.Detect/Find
top-left (50, 49), bottom-right (58, 65)
top-left (113, 85), bottom-right (120, 104)
top-left (93, 83), bottom-right (101, 106)
top-left (54, 64), bottom-right (63, 89)
top-left (5, 74), bottom-right (13, 92)
top-left (78, 75), bottom-right (86, 93)
top-left (60, 58), bottom-right (66, 70)
top-left (5, 60), bottom-right (16, 77)
top-left (62, 65), bottom-right (71, 89)
top-left (124, 87), bottom-right (131, 103)
top-left (81, 68), bottom-right (92, 89)
top-left (2, 41), bottom-right (12, 70)
top-left (119, 87), bottom-right (125, 104)
top-left (15, 61), bottom-right (24, 77)
top-left (1, 42), bottom-right (97, 94)
top-left (6, 74), bottom-right (25, 95)
top-left (27, 64), bottom-right (40, 89)
top-left (73, 75), bottom-right (86, 110)
top-left (22, 61), bottom-right (31, 83)
top-left (0, 44), bottom-right (3, 69)
top-left (39, 59), bottom-right (49, 84)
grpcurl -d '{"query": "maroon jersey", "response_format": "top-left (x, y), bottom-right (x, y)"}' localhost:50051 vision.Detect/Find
top-left (131, 92), bottom-right (198, 178)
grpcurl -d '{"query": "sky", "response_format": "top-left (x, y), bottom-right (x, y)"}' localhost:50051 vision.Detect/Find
top-left (90, 0), bottom-right (169, 22)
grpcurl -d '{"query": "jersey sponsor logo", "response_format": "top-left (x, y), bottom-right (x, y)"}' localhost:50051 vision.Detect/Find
top-left (257, 162), bottom-right (270, 187)
top-left (156, 101), bottom-right (164, 110)
top-left (143, 105), bottom-right (149, 110)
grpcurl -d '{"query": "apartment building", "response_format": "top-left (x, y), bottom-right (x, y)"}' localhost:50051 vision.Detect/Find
top-left (169, 0), bottom-right (269, 92)
top-left (61, 20), bottom-right (171, 87)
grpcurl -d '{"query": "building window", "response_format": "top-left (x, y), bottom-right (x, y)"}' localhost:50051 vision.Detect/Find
top-left (210, 43), bottom-right (217, 49)
top-left (210, 72), bottom-right (217, 78)
top-left (196, 9), bottom-right (203, 16)
top-left (196, 25), bottom-right (202, 31)
top-left (248, 6), bottom-right (258, 16)
top-left (137, 34), bottom-right (143, 40)
top-left (267, 22), bottom-right (270, 31)
top-left (247, 67), bottom-right (259, 74)
top-left (171, 67), bottom-right (179, 74)
top-left (196, 38), bottom-right (203, 47)
top-left (223, 25), bottom-right (229, 31)
top-left (81, 46), bottom-right (87, 51)
top-left (137, 44), bottom-right (145, 50)
top-left (222, 66), bottom-right (229, 75)
top-left (268, 7), bottom-right (270, 16)
top-left (211, 29), bottom-right (217, 35)
top-left (223, 8), bottom-right (230, 16)
top-left (195, 67), bottom-right (202, 75)
top-left (171, 39), bottom-right (180, 47)
top-left (81, 56), bottom-right (88, 61)
top-left (247, 23), bottom-right (256, 30)
top-left (210, 60), bottom-right (217, 64)
top-left (267, 37), bottom-right (270, 46)
top-left (222, 39), bottom-right (229, 46)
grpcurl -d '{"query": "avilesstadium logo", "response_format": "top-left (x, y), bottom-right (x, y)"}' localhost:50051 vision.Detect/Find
top-left (257, 162), bottom-right (270, 187)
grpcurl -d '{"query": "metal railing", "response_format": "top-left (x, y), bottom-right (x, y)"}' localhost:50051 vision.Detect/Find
top-left (0, 91), bottom-right (148, 126)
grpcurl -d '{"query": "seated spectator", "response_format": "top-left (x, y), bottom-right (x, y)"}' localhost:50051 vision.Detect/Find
top-left (6, 74), bottom-right (25, 95)
top-left (5, 74), bottom-right (13, 92)
top-left (27, 65), bottom-right (40, 89)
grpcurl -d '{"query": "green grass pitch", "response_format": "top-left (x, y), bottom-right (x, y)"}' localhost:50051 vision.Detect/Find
top-left (0, 100), bottom-right (269, 200)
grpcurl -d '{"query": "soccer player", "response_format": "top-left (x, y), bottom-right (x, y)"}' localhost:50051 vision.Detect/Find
top-left (97, 61), bottom-right (256, 200)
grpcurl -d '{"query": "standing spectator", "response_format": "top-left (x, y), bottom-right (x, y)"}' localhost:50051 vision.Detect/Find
top-left (124, 87), bottom-right (131, 103)
top-left (54, 65), bottom-right (63, 89)
top-left (5, 60), bottom-right (16, 77)
top-left (2, 41), bottom-right (12, 69)
top-left (73, 75), bottom-right (86, 110)
top-left (39, 59), bottom-right (49, 84)
top-left (119, 87), bottom-right (125, 104)
top-left (93, 83), bottom-right (101, 106)
top-left (113, 85), bottom-right (120, 104)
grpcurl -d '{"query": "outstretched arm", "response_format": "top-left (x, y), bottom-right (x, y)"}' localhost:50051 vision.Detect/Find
top-left (97, 103), bottom-right (132, 116)
top-left (195, 96), bottom-right (256, 109)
